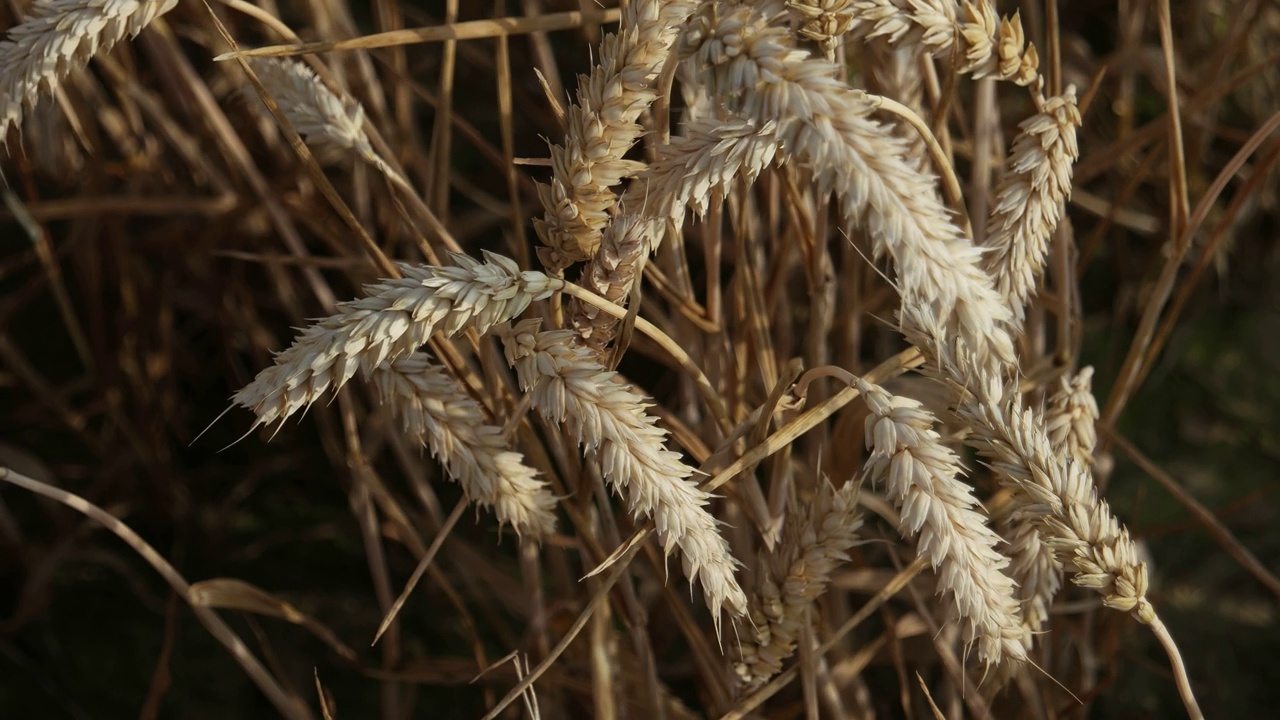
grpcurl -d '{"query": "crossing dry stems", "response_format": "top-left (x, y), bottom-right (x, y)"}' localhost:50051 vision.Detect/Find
top-left (2, 0), bottom-right (1243, 717)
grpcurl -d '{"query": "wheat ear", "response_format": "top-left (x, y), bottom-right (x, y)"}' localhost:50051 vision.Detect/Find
top-left (234, 252), bottom-right (562, 428)
top-left (983, 87), bottom-right (1082, 328)
top-left (735, 479), bottom-right (863, 689)
top-left (501, 319), bottom-right (746, 633)
top-left (0, 0), bottom-right (178, 142)
top-left (686, 3), bottom-right (1015, 370)
top-left (846, 1), bottom-right (1039, 85)
top-left (534, 0), bottom-right (697, 272)
top-left (371, 354), bottom-right (558, 538)
top-left (997, 366), bottom-right (1101, 658)
top-left (244, 58), bottom-right (392, 173)
top-left (857, 378), bottom-right (1027, 668)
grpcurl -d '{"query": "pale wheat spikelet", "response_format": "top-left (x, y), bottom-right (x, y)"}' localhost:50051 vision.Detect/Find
top-left (983, 88), bottom-right (1082, 327)
top-left (572, 118), bottom-right (779, 347)
top-left (845, 1), bottom-right (1038, 85)
top-left (501, 319), bottom-right (747, 632)
top-left (1046, 366), bottom-right (1099, 471)
top-left (996, 366), bottom-right (1099, 653)
top-left (789, 1), bottom-right (855, 59)
top-left (245, 58), bottom-right (378, 166)
top-left (234, 252), bottom-right (562, 429)
top-left (370, 354), bottom-right (557, 538)
top-left (0, 0), bottom-right (178, 142)
top-left (685, 3), bottom-right (1017, 370)
top-left (534, 0), bottom-right (697, 272)
top-left (906, 328), bottom-right (1155, 627)
top-left (735, 480), bottom-right (863, 689)
top-left (857, 377), bottom-right (1027, 668)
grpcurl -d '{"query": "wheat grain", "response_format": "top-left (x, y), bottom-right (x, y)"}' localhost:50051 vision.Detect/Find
top-left (1046, 366), bottom-right (1099, 471)
top-left (234, 252), bottom-right (561, 429)
top-left (735, 479), bottom-right (863, 689)
top-left (857, 377), bottom-right (1027, 668)
top-left (534, 0), bottom-right (697, 272)
top-left (371, 354), bottom-right (558, 538)
top-left (0, 0), bottom-right (178, 142)
top-left (788, 1), bottom-right (855, 60)
top-left (501, 319), bottom-right (746, 633)
top-left (983, 87), bottom-right (1082, 327)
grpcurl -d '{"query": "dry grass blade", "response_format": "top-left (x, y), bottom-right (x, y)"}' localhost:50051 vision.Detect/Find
top-left (187, 578), bottom-right (359, 664)
top-left (0, 466), bottom-right (311, 720)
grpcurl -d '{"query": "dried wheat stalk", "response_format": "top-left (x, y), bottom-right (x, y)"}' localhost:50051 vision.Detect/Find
top-left (857, 377), bottom-right (1027, 668)
top-left (983, 87), bottom-right (1082, 328)
top-left (735, 479), bottom-right (863, 689)
top-left (501, 319), bottom-right (747, 633)
top-left (234, 252), bottom-right (561, 428)
top-left (534, 0), bottom-right (697, 272)
top-left (371, 354), bottom-right (558, 538)
top-left (0, 0), bottom-right (178, 141)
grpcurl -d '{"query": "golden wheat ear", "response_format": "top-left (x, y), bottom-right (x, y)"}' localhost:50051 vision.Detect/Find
top-left (0, 0), bottom-right (179, 143)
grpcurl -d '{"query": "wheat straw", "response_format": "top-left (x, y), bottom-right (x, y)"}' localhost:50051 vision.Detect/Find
top-left (983, 88), bottom-right (1082, 327)
top-left (371, 354), bottom-right (558, 538)
top-left (534, 0), bottom-right (697, 272)
top-left (0, 0), bottom-right (179, 142)
top-left (735, 479), bottom-right (863, 689)
top-left (234, 252), bottom-right (561, 428)
top-left (857, 378), bottom-right (1027, 668)
top-left (501, 319), bottom-right (746, 633)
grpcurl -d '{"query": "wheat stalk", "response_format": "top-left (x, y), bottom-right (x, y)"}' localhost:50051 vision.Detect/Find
top-left (534, 0), bottom-right (697, 272)
top-left (0, 0), bottom-right (178, 142)
top-left (983, 87), bottom-right (1082, 328)
top-left (501, 319), bottom-right (747, 634)
top-left (234, 252), bottom-right (561, 428)
top-left (857, 377), bottom-right (1027, 668)
top-left (371, 354), bottom-right (558, 538)
top-left (735, 479), bottom-right (863, 689)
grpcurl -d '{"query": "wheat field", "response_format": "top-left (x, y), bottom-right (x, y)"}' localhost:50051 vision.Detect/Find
top-left (2, 0), bottom-right (1278, 717)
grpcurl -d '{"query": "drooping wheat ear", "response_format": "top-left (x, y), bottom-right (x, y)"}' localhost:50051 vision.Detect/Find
top-left (994, 366), bottom-right (1099, 661)
top-left (857, 377), bottom-right (1028, 668)
top-left (684, 3), bottom-right (1016, 372)
top-left (234, 252), bottom-right (562, 429)
top-left (0, 0), bottom-right (179, 142)
top-left (370, 354), bottom-right (558, 538)
top-left (735, 479), bottom-right (863, 689)
top-left (533, 0), bottom-right (697, 272)
top-left (500, 319), bottom-right (747, 633)
top-left (846, 1), bottom-right (1038, 86)
top-left (788, 1), bottom-right (855, 60)
top-left (983, 87), bottom-right (1082, 328)
top-left (902, 325), bottom-right (1154, 627)
top-left (572, 119), bottom-right (779, 348)
top-left (245, 58), bottom-right (392, 173)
